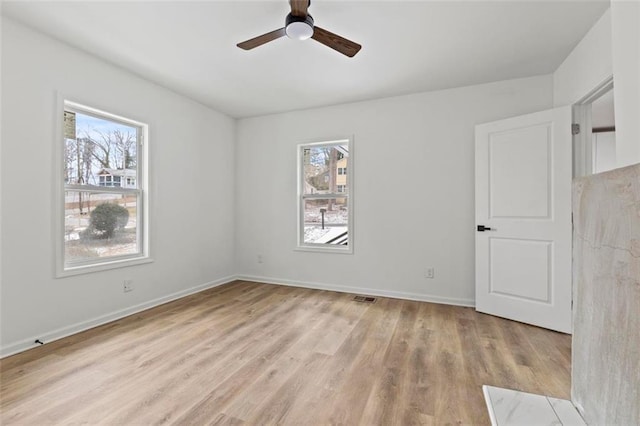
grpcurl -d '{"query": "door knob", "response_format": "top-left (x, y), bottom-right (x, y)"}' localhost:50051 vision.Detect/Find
top-left (477, 225), bottom-right (493, 232)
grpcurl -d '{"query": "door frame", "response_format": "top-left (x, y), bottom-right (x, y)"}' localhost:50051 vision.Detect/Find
top-left (572, 76), bottom-right (614, 178)
top-left (473, 77), bottom-right (616, 333)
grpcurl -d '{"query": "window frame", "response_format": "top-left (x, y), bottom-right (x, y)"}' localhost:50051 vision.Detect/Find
top-left (55, 98), bottom-right (151, 277)
top-left (296, 137), bottom-right (353, 254)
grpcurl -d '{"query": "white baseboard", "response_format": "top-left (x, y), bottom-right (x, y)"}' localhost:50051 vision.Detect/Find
top-left (2, 274), bottom-right (475, 359)
top-left (0, 275), bottom-right (236, 359)
top-left (236, 274), bottom-right (476, 307)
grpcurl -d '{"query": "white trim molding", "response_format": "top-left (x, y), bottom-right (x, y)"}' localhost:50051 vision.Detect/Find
top-left (1, 274), bottom-right (476, 359)
top-left (55, 96), bottom-right (151, 277)
top-left (297, 136), bottom-right (354, 254)
top-left (236, 275), bottom-right (475, 308)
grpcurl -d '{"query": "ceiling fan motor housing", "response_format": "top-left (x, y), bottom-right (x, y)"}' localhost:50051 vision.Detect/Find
top-left (285, 13), bottom-right (314, 40)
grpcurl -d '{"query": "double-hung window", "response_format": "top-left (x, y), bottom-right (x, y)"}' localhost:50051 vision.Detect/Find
top-left (59, 101), bottom-right (149, 274)
top-left (298, 138), bottom-right (352, 252)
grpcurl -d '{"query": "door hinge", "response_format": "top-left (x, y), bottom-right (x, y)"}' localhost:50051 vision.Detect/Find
top-left (572, 123), bottom-right (580, 135)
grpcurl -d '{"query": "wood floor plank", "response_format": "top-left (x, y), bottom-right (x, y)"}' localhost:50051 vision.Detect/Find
top-left (312, 297), bottom-right (402, 425)
top-left (139, 290), bottom-right (328, 425)
top-left (222, 292), bottom-right (349, 421)
top-left (64, 286), bottom-right (313, 424)
top-left (398, 302), bottom-right (435, 425)
top-left (359, 300), bottom-right (417, 425)
top-left (242, 352), bottom-right (332, 425)
top-left (310, 294), bottom-right (371, 356)
top-left (3, 283), bottom-right (298, 424)
top-left (0, 281), bottom-right (572, 425)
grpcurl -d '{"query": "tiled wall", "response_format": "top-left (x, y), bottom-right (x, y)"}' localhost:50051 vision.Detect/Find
top-left (572, 164), bottom-right (640, 424)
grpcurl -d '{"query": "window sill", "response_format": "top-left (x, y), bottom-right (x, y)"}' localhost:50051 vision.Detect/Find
top-left (57, 256), bottom-right (154, 278)
top-left (295, 245), bottom-right (353, 255)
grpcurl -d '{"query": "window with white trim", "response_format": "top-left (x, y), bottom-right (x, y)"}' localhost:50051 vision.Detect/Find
top-left (61, 101), bottom-right (148, 273)
top-left (298, 139), bottom-right (352, 252)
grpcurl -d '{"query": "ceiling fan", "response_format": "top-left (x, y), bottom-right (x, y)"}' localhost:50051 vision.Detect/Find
top-left (237, 0), bottom-right (361, 58)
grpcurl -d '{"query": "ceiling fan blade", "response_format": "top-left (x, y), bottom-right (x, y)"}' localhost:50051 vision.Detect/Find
top-left (290, 0), bottom-right (309, 17)
top-left (311, 26), bottom-right (361, 57)
top-left (237, 28), bottom-right (286, 50)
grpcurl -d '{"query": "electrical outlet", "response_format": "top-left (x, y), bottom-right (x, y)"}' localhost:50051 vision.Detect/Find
top-left (425, 268), bottom-right (435, 279)
top-left (123, 279), bottom-right (134, 292)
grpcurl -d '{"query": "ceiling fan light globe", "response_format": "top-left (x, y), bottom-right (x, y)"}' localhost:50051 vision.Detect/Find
top-left (286, 22), bottom-right (314, 40)
top-left (284, 13), bottom-right (314, 41)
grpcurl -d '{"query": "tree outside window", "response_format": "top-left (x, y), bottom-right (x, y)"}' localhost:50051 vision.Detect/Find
top-left (61, 101), bottom-right (148, 273)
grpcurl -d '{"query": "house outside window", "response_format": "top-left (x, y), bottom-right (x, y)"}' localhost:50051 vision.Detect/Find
top-left (98, 169), bottom-right (136, 188)
top-left (59, 100), bottom-right (149, 275)
top-left (298, 138), bottom-right (352, 253)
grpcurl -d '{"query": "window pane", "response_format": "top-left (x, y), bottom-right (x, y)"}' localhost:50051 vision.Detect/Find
top-left (64, 111), bottom-right (138, 188)
top-left (64, 191), bottom-right (139, 264)
top-left (302, 144), bottom-right (348, 195)
top-left (303, 198), bottom-right (348, 245)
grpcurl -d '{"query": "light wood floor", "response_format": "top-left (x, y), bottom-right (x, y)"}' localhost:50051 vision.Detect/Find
top-left (0, 281), bottom-right (571, 425)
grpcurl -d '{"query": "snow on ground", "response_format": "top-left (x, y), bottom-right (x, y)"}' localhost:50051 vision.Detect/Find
top-left (305, 209), bottom-right (348, 224)
top-left (304, 226), bottom-right (348, 244)
top-left (304, 226), bottom-right (331, 243)
top-left (304, 206), bottom-right (348, 243)
top-left (313, 227), bottom-right (348, 244)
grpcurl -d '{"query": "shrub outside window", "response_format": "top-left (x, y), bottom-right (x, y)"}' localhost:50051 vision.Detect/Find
top-left (298, 138), bottom-right (352, 253)
top-left (59, 101), bottom-right (149, 274)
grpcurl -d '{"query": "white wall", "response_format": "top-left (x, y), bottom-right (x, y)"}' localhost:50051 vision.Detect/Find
top-left (553, 9), bottom-right (613, 107)
top-left (235, 76), bottom-right (553, 305)
top-left (593, 132), bottom-right (617, 173)
top-left (0, 18), bottom-right (236, 356)
top-left (611, 0), bottom-right (640, 167)
top-left (554, 5), bottom-right (640, 168)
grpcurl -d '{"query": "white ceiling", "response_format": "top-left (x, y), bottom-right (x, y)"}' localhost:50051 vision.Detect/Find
top-left (2, 1), bottom-right (609, 118)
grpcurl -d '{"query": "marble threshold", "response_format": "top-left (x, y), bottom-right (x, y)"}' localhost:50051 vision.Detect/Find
top-left (483, 385), bottom-right (586, 426)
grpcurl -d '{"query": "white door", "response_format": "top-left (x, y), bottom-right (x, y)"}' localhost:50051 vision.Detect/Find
top-left (475, 107), bottom-right (572, 333)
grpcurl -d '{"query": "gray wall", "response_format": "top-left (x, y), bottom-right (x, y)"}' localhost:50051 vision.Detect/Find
top-left (572, 164), bottom-right (640, 424)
